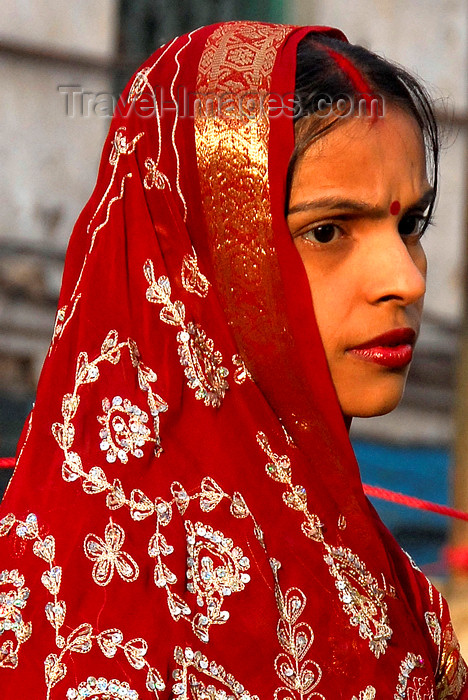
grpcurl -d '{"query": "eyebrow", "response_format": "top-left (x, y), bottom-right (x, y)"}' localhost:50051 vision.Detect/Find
top-left (287, 187), bottom-right (435, 217)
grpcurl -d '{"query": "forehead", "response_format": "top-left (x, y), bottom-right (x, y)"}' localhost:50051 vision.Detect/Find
top-left (291, 107), bottom-right (428, 201)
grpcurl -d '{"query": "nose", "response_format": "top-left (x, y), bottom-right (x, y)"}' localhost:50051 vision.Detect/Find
top-left (363, 227), bottom-right (426, 307)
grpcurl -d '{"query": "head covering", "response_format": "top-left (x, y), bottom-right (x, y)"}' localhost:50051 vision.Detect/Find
top-left (0, 21), bottom-right (466, 699)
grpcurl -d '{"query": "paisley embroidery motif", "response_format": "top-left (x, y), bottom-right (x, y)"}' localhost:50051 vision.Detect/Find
top-left (184, 520), bottom-right (251, 643)
top-left (173, 645), bottom-right (260, 699)
top-left (66, 677), bottom-right (140, 699)
top-left (258, 431), bottom-right (392, 658)
top-left (148, 476), bottom-right (260, 643)
top-left (181, 252), bottom-right (210, 298)
top-left (144, 259), bottom-right (229, 407)
top-left (232, 354), bottom-right (253, 384)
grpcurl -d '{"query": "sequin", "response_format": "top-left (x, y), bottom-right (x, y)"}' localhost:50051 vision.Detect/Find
top-left (144, 260), bottom-right (229, 407)
top-left (84, 520), bottom-right (139, 587)
top-left (0, 569), bottom-right (32, 669)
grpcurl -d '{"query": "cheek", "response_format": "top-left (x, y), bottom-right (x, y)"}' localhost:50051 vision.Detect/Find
top-left (302, 265), bottom-right (352, 355)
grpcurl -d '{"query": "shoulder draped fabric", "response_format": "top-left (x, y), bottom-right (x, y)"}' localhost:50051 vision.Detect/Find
top-left (0, 21), bottom-right (467, 699)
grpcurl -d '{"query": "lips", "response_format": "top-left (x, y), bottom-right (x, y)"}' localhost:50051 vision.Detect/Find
top-left (347, 328), bottom-right (416, 369)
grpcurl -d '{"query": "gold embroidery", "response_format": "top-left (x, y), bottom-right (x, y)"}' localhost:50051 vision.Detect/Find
top-left (435, 622), bottom-right (468, 699)
top-left (66, 677), bottom-right (140, 699)
top-left (184, 519), bottom-right (251, 642)
top-left (425, 612), bottom-right (442, 648)
top-left (0, 514), bottom-right (165, 697)
top-left (108, 127), bottom-right (143, 166)
top-left (49, 128), bottom-right (142, 353)
top-left (270, 558), bottom-right (325, 700)
top-left (128, 40), bottom-right (184, 198)
top-left (171, 31), bottom-right (202, 221)
top-left (394, 653), bottom-right (425, 699)
top-left (144, 259), bottom-right (229, 407)
top-left (173, 645), bottom-right (260, 699)
top-left (148, 476), bottom-right (260, 643)
top-left (84, 519), bottom-right (139, 586)
top-left (338, 515), bottom-right (347, 530)
top-left (144, 157), bottom-right (170, 190)
top-left (232, 354), bottom-right (252, 384)
top-left (352, 688), bottom-right (376, 700)
top-left (182, 252), bottom-right (210, 298)
top-left (98, 389), bottom-right (166, 464)
top-left (258, 432), bottom-right (392, 658)
top-left (51, 296), bottom-right (81, 348)
top-left (195, 23), bottom-right (295, 383)
top-left (0, 569), bottom-right (32, 669)
top-left (53, 330), bottom-right (167, 490)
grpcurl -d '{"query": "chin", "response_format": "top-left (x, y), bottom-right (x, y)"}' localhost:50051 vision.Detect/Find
top-left (338, 374), bottom-right (408, 419)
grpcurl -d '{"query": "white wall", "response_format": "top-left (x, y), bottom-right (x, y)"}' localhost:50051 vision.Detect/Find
top-left (0, 2), bottom-right (117, 382)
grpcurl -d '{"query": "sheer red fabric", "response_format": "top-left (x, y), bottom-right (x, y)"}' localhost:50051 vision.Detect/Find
top-left (0, 21), bottom-right (467, 699)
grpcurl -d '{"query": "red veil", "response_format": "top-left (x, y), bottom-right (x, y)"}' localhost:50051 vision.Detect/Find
top-left (0, 21), bottom-right (467, 699)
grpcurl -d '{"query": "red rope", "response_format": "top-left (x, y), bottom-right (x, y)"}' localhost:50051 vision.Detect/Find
top-left (1, 455), bottom-right (468, 522)
top-left (0, 457), bottom-right (15, 468)
top-left (363, 483), bottom-right (468, 522)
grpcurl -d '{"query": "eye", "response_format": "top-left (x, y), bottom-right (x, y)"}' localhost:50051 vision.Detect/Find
top-left (302, 223), bottom-right (343, 244)
top-left (398, 214), bottom-right (426, 238)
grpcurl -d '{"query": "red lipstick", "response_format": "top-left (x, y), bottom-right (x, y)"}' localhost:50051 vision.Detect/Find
top-left (348, 328), bottom-right (416, 369)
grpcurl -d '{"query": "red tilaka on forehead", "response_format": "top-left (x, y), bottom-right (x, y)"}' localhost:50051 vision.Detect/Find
top-left (324, 47), bottom-right (378, 117)
top-left (390, 200), bottom-right (401, 216)
top-left (325, 47), bottom-right (372, 95)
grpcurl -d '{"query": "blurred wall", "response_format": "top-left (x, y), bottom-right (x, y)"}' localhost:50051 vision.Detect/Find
top-left (0, 2), bottom-right (117, 457)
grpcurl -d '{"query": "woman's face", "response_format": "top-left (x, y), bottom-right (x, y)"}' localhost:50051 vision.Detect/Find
top-left (287, 106), bottom-right (432, 418)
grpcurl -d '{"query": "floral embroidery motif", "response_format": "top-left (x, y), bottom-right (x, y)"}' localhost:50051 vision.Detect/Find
top-left (51, 296), bottom-right (82, 349)
top-left (53, 330), bottom-right (167, 489)
top-left (144, 157), bottom-right (170, 190)
top-left (181, 252), bottom-right (210, 298)
top-left (232, 354), bottom-right (252, 384)
top-left (128, 66), bottom-right (153, 103)
top-left (394, 653), bottom-right (425, 699)
top-left (184, 520), bottom-right (251, 642)
top-left (173, 645), bottom-right (260, 699)
top-left (66, 677), bottom-right (140, 699)
top-left (109, 127), bottom-right (143, 166)
top-left (352, 688), bottom-right (376, 700)
top-left (98, 391), bottom-right (167, 464)
top-left (257, 432), bottom-right (392, 658)
top-left (425, 612), bottom-right (441, 648)
top-left (144, 259), bottom-right (229, 407)
top-left (84, 519), bottom-right (139, 587)
top-left (270, 558), bottom-right (324, 700)
top-left (0, 569), bottom-right (32, 669)
top-left (0, 513), bottom-right (165, 698)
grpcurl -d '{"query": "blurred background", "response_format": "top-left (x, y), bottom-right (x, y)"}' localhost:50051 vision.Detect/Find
top-left (1, 0), bottom-right (467, 649)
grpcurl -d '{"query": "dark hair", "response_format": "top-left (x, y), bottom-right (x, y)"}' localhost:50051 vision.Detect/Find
top-left (288, 33), bottom-right (440, 228)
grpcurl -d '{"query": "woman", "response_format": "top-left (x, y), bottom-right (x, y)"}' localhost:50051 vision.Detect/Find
top-left (0, 20), bottom-right (466, 698)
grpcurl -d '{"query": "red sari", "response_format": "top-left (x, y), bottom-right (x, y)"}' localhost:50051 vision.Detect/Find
top-left (0, 21), bottom-right (467, 699)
